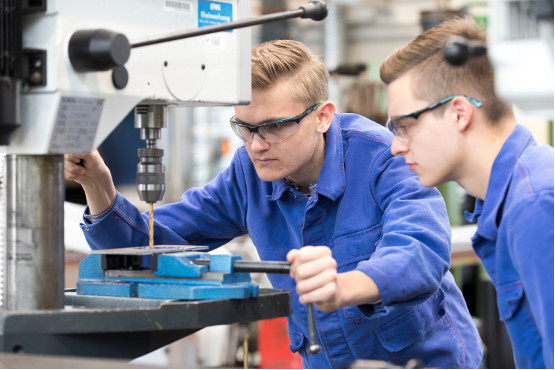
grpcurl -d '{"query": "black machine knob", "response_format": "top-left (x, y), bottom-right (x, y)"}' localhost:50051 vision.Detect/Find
top-left (300, 0), bottom-right (328, 21)
top-left (112, 65), bottom-right (129, 89)
top-left (69, 29), bottom-right (130, 72)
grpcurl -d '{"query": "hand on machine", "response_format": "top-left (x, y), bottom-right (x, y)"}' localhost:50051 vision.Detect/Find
top-left (65, 104), bottom-right (166, 250)
top-left (64, 150), bottom-right (117, 216)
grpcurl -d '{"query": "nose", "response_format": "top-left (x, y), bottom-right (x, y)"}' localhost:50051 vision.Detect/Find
top-left (390, 135), bottom-right (409, 156)
top-left (249, 132), bottom-right (270, 152)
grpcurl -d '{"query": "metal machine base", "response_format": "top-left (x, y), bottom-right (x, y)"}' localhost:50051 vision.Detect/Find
top-left (0, 289), bottom-right (290, 359)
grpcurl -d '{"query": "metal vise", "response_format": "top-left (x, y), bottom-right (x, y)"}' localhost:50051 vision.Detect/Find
top-left (77, 246), bottom-right (259, 300)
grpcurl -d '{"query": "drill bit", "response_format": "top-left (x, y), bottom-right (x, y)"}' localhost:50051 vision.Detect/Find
top-left (149, 204), bottom-right (154, 249)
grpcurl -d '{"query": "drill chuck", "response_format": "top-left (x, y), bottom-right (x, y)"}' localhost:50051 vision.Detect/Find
top-left (135, 105), bottom-right (168, 205)
top-left (137, 147), bottom-right (165, 204)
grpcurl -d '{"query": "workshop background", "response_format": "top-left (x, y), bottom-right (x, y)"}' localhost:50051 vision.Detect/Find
top-left (56, 0), bottom-right (552, 368)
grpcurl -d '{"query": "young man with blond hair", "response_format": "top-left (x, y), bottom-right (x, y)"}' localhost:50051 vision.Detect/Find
top-left (66, 39), bottom-right (482, 368)
top-left (380, 16), bottom-right (554, 368)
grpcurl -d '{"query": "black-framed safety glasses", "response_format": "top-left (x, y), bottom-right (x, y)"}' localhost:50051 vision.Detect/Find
top-left (230, 103), bottom-right (322, 143)
top-left (386, 95), bottom-right (482, 140)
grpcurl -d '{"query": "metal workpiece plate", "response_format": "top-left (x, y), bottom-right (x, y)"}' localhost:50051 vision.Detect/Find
top-left (0, 289), bottom-right (290, 359)
top-left (90, 245), bottom-right (209, 255)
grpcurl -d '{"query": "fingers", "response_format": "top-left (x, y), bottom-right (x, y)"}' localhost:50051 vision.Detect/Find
top-left (64, 154), bottom-right (86, 182)
top-left (286, 249), bottom-right (299, 266)
top-left (64, 150), bottom-right (103, 183)
top-left (297, 271), bottom-right (338, 307)
top-left (293, 247), bottom-right (337, 280)
top-left (288, 246), bottom-right (339, 310)
top-left (289, 246), bottom-right (334, 278)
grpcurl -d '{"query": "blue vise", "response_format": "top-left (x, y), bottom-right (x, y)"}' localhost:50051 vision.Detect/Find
top-left (76, 247), bottom-right (259, 300)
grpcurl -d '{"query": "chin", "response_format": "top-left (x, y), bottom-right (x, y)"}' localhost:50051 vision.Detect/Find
top-left (417, 174), bottom-right (442, 188)
top-left (255, 168), bottom-right (283, 183)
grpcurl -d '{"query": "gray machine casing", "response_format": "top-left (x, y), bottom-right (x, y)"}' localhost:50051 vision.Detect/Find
top-left (8, 0), bottom-right (251, 154)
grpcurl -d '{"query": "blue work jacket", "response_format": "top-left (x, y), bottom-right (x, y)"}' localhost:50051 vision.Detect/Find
top-left (81, 113), bottom-right (482, 368)
top-left (465, 124), bottom-right (554, 368)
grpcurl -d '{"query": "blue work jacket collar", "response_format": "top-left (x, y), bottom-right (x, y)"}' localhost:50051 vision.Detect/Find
top-left (465, 125), bottom-right (535, 240)
top-left (268, 115), bottom-right (346, 201)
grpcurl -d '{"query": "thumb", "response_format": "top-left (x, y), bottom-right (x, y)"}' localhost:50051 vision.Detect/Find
top-left (286, 249), bottom-right (299, 264)
top-left (286, 249), bottom-right (299, 278)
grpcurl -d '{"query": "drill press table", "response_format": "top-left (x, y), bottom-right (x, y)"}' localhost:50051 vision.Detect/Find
top-left (0, 289), bottom-right (290, 359)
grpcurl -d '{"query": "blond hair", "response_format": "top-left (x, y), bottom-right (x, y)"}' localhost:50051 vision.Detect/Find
top-left (251, 40), bottom-right (328, 107)
top-left (380, 17), bottom-right (511, 123)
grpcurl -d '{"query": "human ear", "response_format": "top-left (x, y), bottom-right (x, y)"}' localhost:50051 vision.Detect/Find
top-left (452, 97), bottom-right (474, 132)
top-left (316, 101), bottom-right (335, 133)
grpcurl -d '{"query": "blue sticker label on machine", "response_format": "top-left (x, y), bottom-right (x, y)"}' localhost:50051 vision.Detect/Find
top-left (198, 0), bottom-right (233, 31)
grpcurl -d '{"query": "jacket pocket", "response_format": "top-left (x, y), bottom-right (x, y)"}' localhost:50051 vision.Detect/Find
top-left (287, 327), bottom-right (306, 353)
top-left (375, 289), bottom-right (466, 368)
top-left (376, 289), bottom-right (447, 352)
top-left (332, 224), bottom-right (381, 270)
top-left (334, 226), bottom-right (382, 324)
top-left (496, 282), bottom-right (524, 321)
top-left (343, 305), bottom-right (370, 324)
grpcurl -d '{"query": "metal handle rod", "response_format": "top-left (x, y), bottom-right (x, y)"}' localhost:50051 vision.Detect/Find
top-left (130, 1), bottom-right (328, 48)
top-left (192, 259), bottom-right (290, 274)
top-left (236, 260), bottom-right (291, 274)
top-left (192, 258), bottom-right (321, 354)
top-left (306, 303), bottom-right (321, 354)
top-left (131, 10), bottom-right (302, 48)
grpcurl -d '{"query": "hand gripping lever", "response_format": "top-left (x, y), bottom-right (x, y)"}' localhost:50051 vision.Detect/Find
top-left (193, 258), bottom-right (321, 354)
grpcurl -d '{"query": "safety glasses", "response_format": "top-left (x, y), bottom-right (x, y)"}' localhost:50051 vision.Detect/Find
top-left (230, 103), bottom-right (322, 143)
top-left (386, 95), bottom-right (482, 140)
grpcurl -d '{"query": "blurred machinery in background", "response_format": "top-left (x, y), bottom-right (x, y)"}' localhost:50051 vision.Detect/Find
top-left (330, 63), bottom-right (388, 125)
top-left (488, 0), bottom-right (553, 119)
top-left (441, 0), bottom-right (553, 118)
top-left (0, 0), bottom-right (327, 361)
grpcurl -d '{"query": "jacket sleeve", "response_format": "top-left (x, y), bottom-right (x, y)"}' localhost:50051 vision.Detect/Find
top-left (507, 190), bottom-right (554, 368)
top-left (81, 149), bottom-right (250, 250)
top-left (354, 147), bottom-right (452, 308)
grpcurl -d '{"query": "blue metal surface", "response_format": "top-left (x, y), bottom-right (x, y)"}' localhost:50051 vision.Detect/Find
top-left (77, 251), bottom-right (259, 300)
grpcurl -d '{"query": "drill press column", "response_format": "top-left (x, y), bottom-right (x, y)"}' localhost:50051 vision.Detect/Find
top-left (3, 155), bottom-right (64, 310)
top-left (135, 105), bottom-right (167, 204)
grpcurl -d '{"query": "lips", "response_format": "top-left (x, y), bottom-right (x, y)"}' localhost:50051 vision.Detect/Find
top-left (256, 158), bottom-right (275, 165)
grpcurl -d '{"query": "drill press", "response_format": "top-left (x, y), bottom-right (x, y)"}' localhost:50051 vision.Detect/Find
top-left (0, 0), bottom-right (328, 359)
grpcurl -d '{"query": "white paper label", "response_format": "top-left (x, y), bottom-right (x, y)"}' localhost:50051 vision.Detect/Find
top-left (49, 97), bottom-right (104, 153)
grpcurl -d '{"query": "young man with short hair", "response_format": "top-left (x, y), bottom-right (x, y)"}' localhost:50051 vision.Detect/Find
top-left (66, 40), bottom-right (482, 368)
top-left (380, 16), bottom-right (554, 368)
